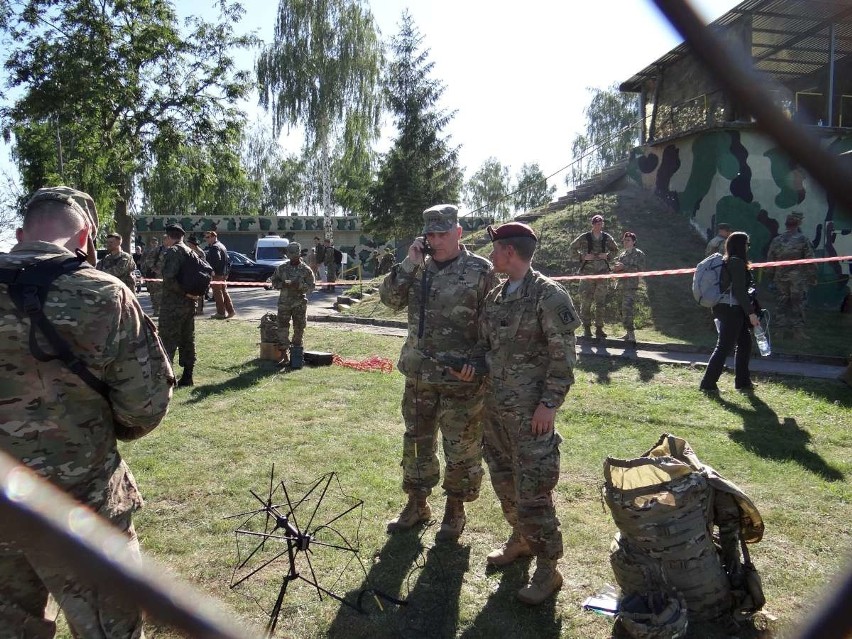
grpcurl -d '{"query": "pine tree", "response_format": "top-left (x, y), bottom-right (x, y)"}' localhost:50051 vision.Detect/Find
top-left (364, 11), bottom-right (462, 239)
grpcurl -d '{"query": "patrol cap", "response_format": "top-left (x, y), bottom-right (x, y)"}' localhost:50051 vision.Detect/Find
top-left (717, 222), bottom-right (732, 231)
top-left (591, 214), bottom-right (604, 223)
top-left (422, 204), bottom-right (458, 234)
top-left (25, 186), bottom-right (99, 234)
top-left (487, 221), bottom-right (538, 243)
top-left (286, 242), bottom-right (301, 256)
top-left (786, 211), bottom-right (804, 225)
top-left (165, 223), bottom-right (185, 236)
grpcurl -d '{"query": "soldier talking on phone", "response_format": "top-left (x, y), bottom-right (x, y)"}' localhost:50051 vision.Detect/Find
top-left (379, 204), bottom-right (497, 543)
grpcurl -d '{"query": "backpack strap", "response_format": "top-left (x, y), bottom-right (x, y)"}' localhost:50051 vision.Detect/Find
top-left (2, 252), bottom-right (111, 399)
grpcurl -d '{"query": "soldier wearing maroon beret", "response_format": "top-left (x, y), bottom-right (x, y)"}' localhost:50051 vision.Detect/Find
top-left (453, 220), bottom-right (580, 605)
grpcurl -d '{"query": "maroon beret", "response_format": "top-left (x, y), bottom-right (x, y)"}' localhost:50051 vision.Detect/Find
top-left (487, 222), bottom-right (538, 242)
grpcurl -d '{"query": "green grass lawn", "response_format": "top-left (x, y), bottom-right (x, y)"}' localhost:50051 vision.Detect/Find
top-left (54, 320), bottom-right (851, 638)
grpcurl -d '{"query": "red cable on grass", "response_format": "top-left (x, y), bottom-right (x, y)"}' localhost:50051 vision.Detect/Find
top-left (332, 354), bottom-right (395, 373)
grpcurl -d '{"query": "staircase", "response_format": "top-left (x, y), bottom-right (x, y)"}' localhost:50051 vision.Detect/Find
top-left (516, 158), bottom-right (629, 223)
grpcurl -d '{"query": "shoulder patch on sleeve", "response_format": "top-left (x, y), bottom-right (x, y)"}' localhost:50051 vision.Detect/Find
top-left (556, 304), bottom-right (577, 325)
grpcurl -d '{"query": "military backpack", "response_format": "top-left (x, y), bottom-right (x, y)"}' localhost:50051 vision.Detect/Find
top-left (177, 245), bottom-right (214, 296)
top-left (0, 253), bottom-right (110, 399)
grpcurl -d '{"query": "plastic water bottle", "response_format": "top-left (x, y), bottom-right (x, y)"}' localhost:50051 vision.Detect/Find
top-left (754, 326), bottom-right (771, 357)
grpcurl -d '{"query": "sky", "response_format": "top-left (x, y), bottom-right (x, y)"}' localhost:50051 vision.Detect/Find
top-left (0, 0), bottom-right (739, 249)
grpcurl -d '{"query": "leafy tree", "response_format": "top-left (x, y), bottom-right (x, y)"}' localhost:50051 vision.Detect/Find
top-left (512, 162), bottom-right (556, 213)
top-left (364, 11), bottom-right (463, 239)
top-left (465, 157), bottom-right (511, 222)
top-left (257, 0), bottom-right (382, 238)
top-left (1, 0), bottom-right (254, 248)
top-left (241, 123), bottom-right (306, 216)
top-left (567, 84), bottom-right (640, 187)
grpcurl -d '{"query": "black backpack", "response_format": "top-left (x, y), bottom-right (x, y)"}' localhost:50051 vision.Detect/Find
top-left (0, 253), bottom-right (110, 398)
top-left (334, 248), bottom-right (343, 265)
top-left (178, 246), bottom-right (214, 296)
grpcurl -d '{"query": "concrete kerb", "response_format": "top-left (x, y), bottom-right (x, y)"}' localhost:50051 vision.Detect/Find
top-left (306, 315), bottom-right (848, 381)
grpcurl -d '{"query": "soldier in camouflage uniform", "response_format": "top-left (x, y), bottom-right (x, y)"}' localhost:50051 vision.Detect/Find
top-left (96, 232), bottom-right (137, 292)
top-left (765, 211), bottom-right (817, 340)
top-left (454, 221), bottom-right (579, 605)
top-left (270, 242), bottom-right (315, 368)
top-left (0, 187), bottom-right (173, 638)
top-left (323, 238), bottom-right (337, 290)
top-left (379, 204), bottom-right (497, 542)
top-left (141, 237), bottom-right (165, 316)
top-left (613, 231), bottom-right (647, 344)
top-left (705, 222), bottom-right (732, 257)
top-left (569, 214), bottom-right (618, 340)
top-left (159, 224), bottom-right (198, 387)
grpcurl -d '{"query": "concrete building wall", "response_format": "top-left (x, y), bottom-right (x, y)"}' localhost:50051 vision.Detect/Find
top-left (627, 125), bottom-right (852, 307)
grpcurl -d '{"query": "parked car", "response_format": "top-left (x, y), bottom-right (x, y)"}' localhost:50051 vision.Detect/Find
top-left (227, 251), bottom-right (275, 289)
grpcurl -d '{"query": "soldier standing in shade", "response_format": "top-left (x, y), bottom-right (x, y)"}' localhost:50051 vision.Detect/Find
top-left (0, 187), bottom-right (173, 636)
top-left (187, 236), bottom-right (206, 316)
top-left (141, 236), bottom-right (165, 316)
top-left (705, 222), bottom-right (732, 257)
top-left (766, 211), bottom-right (817, 340)
top-left (569, 214), bottom-right (618, 340)
top-left (159, 224), bottom-right (197, 387)
top-left (613, 231), bottom-right (646, 344)
top-left (379, 204), bottom-right (497, 542)
top-left (203, 230), bottom-right (235, 319)
top-left (453, 221), bottom-right (578, 605)
top-left (270, 242), bottom-right (315, 368)
top-left (96, 232), bottom-right (136, 292)
top-left (323, 238), bottom-right (337, 290)
top-left (376, 246), bottom-right (396, 276)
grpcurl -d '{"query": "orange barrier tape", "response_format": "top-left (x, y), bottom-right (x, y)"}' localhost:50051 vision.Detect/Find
top-left (332, 354), bottom-right (395, 373)
top-left (141, 255), bottom-right (850, 287)
top-left (554, 255), bottom-right (851, 282)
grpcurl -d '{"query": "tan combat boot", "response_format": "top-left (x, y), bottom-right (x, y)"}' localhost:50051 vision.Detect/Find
top-left (486, 530), bottom-right (532, 567)
top-left (435, 497), bottom-right (466, 542)
top-left (517, 558), bottom-right (563, 605)
top-left (386, 494), bottom-right (431, 534)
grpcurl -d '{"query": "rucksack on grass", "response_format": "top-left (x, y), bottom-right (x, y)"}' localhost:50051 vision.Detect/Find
top-left (178, 247), bottom-right (214, 296)
top-left (692, 253), bottom-right (731, 307)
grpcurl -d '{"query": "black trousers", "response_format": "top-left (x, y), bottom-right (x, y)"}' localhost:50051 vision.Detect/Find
top-left (700, 303), bottom-right (752, 389)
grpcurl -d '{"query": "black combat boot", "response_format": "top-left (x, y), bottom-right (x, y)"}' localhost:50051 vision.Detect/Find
top-left (178, 365), bottom-right (194, 387)
top-left (290, 345), bottom-right (304, 370)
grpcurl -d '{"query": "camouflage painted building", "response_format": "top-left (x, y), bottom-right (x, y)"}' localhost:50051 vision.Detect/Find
top-left (620, 0), bottom-right (852, 308)
top-left (135, 214), bottom-right (492, 272)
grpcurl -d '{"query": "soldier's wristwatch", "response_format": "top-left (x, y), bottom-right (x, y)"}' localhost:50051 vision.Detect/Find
top-left (540, 400), bottom-right (556, 409)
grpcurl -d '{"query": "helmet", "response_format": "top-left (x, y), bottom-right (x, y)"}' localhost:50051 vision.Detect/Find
top-left (615, 592), bottom-right (688, 639)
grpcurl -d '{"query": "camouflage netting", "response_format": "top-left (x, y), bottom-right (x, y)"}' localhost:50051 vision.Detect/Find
top-left (603, 433), bottom-right (765, 634)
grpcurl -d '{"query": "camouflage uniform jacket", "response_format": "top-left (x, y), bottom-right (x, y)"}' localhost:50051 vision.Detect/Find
top-left (380, 248), bottom-right (497, 384)
top-left (615, 247), bottom-right (646, 290)
top-left (569, 231), bottom-right (618, 274)
top-left (141, 245), bottom-right (164, 277)
top-left (766, 230), bottom-right (817, 283)
top-left (0, 241), bottom-right (173, 517)
top-left (271, 261), bottom-right (315, 305)
top-left (161, 242), bottom-right (194, 304)
top-left (477, 268), bottom-right (579, 408)
top-left (97, 249), bottom-right (136, 290)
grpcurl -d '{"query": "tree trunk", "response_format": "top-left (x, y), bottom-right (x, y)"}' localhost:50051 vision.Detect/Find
top-left (320, 140), bottom-right (333, 242)
top-left (114, 197), bottom-right (133, 253)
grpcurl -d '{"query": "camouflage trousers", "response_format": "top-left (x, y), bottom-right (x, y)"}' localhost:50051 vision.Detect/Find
top-left (0, 510), bottom-right (144, 639)
top-left (578, 278), bottom-right (609, 327)
top-left (158, 297), bottom-right (196, 368)
top-left (277, 301), bottom-right (308, 351)
top-left (483, 396), bottom-right (563, 560)
top-left (774, 277), bottom-right (808, 329)
top-left (619, 286), bottom-right (639, 330)
top-left (399, 377), bottom-right (485, 501)
top-left (146, 281), bottom-right (162, 316)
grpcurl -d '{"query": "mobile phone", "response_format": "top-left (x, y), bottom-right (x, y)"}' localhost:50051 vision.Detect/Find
top-left (419, 237), bottom-right (433, 256)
